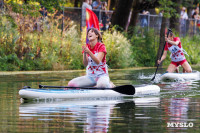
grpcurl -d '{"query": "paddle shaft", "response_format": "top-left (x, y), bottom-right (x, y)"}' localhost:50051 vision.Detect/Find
top-left (151, 29), bottom-right (171, 81)
top-left (151, 43), bottom-right (164, 81)
top-left (40, 85), bottom-right (111, 90)
top-left (39, 84), bottom-right (135, 95)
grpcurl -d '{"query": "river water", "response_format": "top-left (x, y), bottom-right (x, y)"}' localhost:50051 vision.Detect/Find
top-left (0, 66), bottom-right (200, 133)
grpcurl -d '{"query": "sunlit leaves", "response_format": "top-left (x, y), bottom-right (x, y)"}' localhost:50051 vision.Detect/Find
top-left (103, 29), bottom-right (133, 68)
top-left (158, 0), bottom-right (177, 18)
top-left (5, 0), bottom-right (68, 14)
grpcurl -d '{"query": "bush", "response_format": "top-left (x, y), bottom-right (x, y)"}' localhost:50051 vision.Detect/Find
top-left (103, 30), bottom-right (133, 68)
top-left (0, 54), bottom-right (21, 71)
top-left (0, 15), bottom-right (19, 56)
top-left (130, 28), bottom-right (159, 67)
top-left (181, 35), bottom-right (200, 65)
top-left (0, 9), bottom-right (84, 71)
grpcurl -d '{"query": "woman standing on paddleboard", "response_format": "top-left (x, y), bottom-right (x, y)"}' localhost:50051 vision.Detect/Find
top-left (68, 27), bottom-right (114, 88)
top-left (157, 31), bottom-right (192, 73)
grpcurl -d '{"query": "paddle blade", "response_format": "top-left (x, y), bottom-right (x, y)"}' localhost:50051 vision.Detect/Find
top-left (113, 85), bottom-right (135, 95)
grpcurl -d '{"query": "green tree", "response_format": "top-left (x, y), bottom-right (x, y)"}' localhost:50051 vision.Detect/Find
top-left (6, 0), bottom-right (67, 14)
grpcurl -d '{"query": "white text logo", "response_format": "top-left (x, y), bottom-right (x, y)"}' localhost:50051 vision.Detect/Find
top-left (167, 122), bottom-right (193, 127)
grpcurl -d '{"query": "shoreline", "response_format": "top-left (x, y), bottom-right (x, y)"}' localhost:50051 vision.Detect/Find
top-left (1, 65), bottom-right (199, 75)
top-left (0, 67), bottom-right (154, 75)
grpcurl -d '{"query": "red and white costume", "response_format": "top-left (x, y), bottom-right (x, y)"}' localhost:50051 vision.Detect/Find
top-left (164, 37), bottom-right (187, 66)
top-left (68, 42), bottom-right (111, 88)
top-left (85, 42), bottom-right (108, 77)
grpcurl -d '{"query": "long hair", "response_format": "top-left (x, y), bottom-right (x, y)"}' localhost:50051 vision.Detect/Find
top-left (87, 27), bottom-right (102, 42)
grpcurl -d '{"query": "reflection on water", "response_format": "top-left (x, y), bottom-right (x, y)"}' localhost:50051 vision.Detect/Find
top-left (158, 80), bottom-right (200, 98)
top-left (19, 97), bottom-right (123, 132)
top-left (19, 97), bottom-right (160, 133)
top-left (0, 67), bottom-right (200, 132)
top-left (168, 98), bottom-right (189, 121)
top-left (161, 98), bottom-right (199, 132)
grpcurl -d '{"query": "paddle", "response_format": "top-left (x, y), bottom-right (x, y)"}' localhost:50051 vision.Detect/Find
top-left (39, 84), bottom-right (135, 95)
top-left (151, 28), bottom-right (172, 81)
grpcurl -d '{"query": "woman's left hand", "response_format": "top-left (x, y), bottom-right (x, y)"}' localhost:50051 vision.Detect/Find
top-left (82, 46), bottom-right (90, 53)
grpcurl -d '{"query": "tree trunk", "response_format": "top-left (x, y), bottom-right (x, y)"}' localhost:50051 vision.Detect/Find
top-left (107, 0), bottom-right (111, 10)
top-left (111, 0), bottom-right (134, 31)
top-left (127, 0), bottom-right (159, 30)
top-left (187, 0), bottom-right (194, 19)
top-left (156, 16), bottom-right (168, 66)
top-left (109, 0), bottom-right (117, 11)
top-left (130, 10), bottom-right (139, 28)
top-left (74, 0), bottom-right (80, 7)
top-left (125, 9), bottom-right (139, 34)
top-left (169, 0), bottom-right (181, 33)
top-left (129, 0), bottom-right (141, 28)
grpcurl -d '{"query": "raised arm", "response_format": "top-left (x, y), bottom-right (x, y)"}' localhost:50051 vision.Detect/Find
top-left (165, 36), bottom-right (180, 46)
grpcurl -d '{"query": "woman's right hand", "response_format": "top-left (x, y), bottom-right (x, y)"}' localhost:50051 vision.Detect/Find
top-left (157, 60), bottom-right (162, 65)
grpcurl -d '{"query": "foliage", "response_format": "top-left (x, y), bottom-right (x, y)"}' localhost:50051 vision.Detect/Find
top-left (1, 4), bottom-right (137, 71)
top-left (129, 27), bottom-right (159, 67)
top-left (103, 29), bottom-right (133, 68)
top-left (5, 0), bottom-right (67, 14)
top-left (0, 5), bottom-right (84, 71)
top-left (181, 35), bottom-right (200, 64)
top-left (5, 0), bottom-right (41, 16)
top-left (182, 0), bottom-right (200, 8)
top-left (0, 15), bottom-right (19, 56)
top-left (158, 0), bottom-right (178, 18)
top-left (0, 54), bottom-right (21, 71)
top-left (1, 1), bottom-right (200, 71)
top-left (34, 0), bottom-right (67, 12)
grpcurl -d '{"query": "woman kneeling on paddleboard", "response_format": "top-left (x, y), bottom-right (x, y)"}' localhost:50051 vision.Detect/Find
top-left (68, 27), bottom-right (114, 88)
top-left (157, 31), bottom-right (192, 73)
